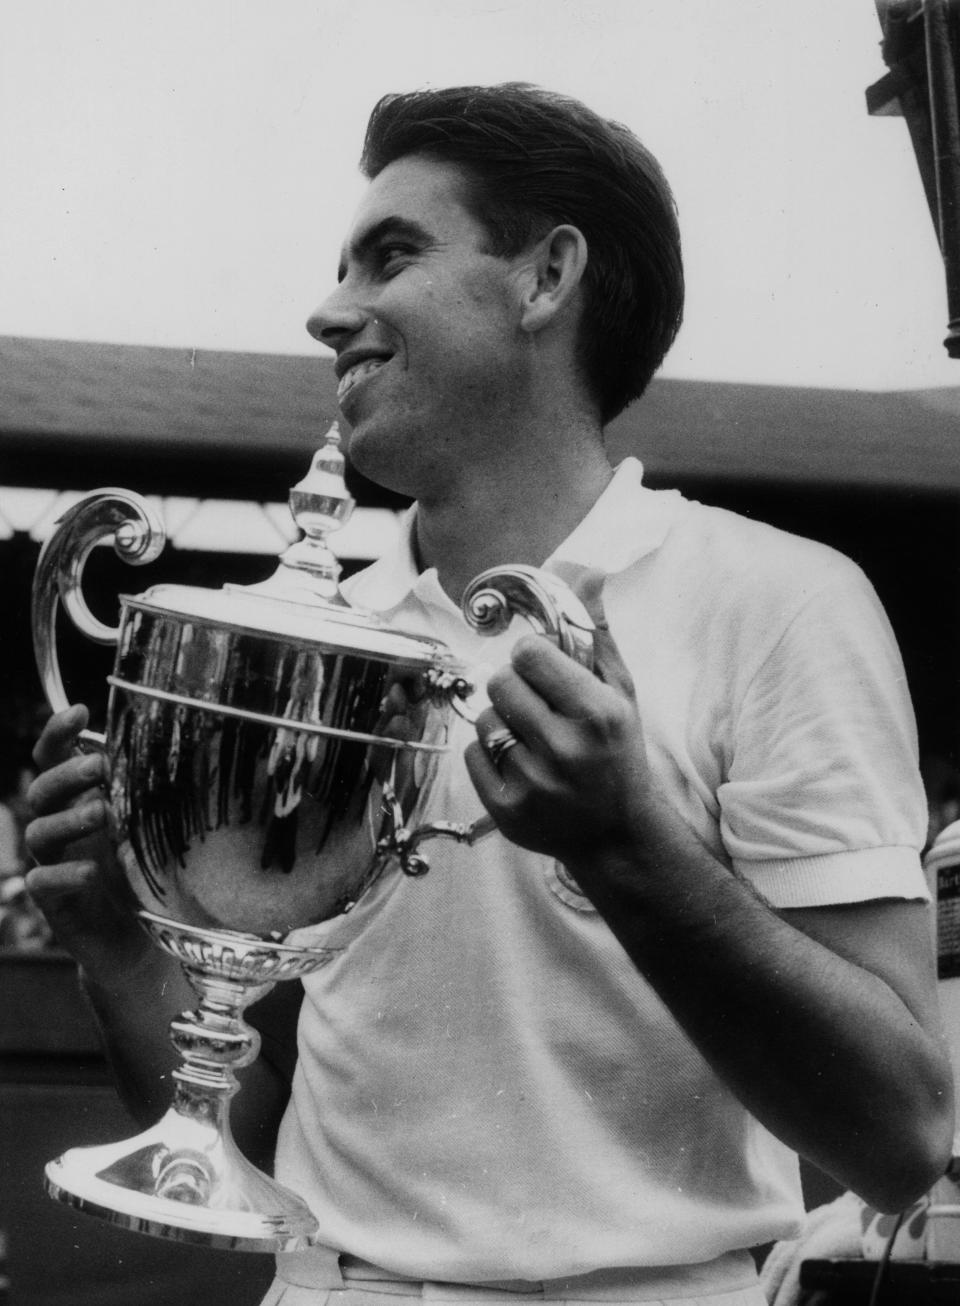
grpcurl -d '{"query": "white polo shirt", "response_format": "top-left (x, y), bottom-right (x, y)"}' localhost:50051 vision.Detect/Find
top-left (275, 458), bottom-right (927, 1282)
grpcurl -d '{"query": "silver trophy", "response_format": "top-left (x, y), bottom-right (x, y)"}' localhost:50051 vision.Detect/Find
top-left (30, 424), bottom-right (594, 1251)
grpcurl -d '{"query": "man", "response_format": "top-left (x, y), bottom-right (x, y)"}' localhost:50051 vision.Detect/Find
top-left (26, 84), bottom-right (953, 1306)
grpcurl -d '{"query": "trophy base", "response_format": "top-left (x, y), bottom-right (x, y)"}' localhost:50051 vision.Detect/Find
top-left (44, 1106), bottom-right (318, 1252)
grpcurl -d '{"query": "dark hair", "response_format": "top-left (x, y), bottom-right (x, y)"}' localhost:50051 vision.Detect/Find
top-left (360, 83), bottom-right (684, 424)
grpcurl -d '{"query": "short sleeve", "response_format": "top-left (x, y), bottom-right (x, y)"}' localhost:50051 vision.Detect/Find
top-left (717, 561), bottom-right (928, 908)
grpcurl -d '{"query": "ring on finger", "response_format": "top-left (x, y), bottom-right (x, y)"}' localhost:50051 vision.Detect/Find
top-left (485, 725), bottom-right (520, 772)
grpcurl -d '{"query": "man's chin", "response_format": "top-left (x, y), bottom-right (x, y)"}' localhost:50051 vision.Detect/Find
top-left (339, 420), bottom-right (409, 496)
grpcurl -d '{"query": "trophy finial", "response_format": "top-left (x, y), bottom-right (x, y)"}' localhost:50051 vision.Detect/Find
top-left (289, 422), bottom-right (354, 539)
top-left (277, 422), bottom-right (356, 599)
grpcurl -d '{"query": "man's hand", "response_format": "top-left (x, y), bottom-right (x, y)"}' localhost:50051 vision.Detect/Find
top-left (25, 703), bottom-right (151, 980)
top-left (465, 617), bottom-right (659, 871)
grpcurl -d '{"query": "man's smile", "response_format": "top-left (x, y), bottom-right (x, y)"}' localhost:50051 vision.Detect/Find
top-left (336, 354), bottom-right (391, 404)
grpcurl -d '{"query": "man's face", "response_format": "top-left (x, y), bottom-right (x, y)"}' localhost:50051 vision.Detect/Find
top-left (307, 154), bottom-right (531, 498)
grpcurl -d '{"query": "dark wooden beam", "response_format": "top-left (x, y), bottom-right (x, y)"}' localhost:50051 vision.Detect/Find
top-left (869, 0), bottom-right (960, 355)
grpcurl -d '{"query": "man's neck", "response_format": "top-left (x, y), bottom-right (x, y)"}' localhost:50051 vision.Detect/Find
top-left (413, 436), bottom-right (615, 602)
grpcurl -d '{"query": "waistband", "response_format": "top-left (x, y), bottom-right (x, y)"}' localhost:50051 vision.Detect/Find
top-left (272, 1248), bottom-right (762, 1302)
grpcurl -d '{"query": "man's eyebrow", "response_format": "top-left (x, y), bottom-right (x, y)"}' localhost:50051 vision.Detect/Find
top-left (337, 217), bottom-right (432, 282)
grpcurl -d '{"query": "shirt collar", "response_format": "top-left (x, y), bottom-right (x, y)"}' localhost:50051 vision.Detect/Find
top-left (342, 457), bottom-right (685, 616)
top-left (544, 456), bottom-right (684, 574)
top-left (342, 501), bottom-right (422, 614)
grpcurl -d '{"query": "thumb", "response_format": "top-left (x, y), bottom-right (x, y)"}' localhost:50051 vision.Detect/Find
top-left (548, 563), bottom-right (636, 702)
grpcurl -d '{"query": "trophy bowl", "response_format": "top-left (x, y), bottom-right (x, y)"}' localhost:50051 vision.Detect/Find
top-left (30, 425), bottom-right (594, 1251)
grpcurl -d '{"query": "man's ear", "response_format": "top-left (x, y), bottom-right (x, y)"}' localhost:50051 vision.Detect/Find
top-left (518, 225), bottom-right (588, 335)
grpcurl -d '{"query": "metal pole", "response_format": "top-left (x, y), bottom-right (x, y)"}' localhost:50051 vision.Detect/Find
top-left (924, 0), bottom-right (960, 355)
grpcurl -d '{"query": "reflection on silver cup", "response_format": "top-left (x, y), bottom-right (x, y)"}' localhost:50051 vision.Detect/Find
top-left (108, 610), bottom-right (453, 935)
top-left (31, 424), bottom-right (594, 1250)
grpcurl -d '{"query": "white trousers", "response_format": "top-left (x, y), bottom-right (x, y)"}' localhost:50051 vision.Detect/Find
top-left (259, 1249), bottom-right (768, 1306)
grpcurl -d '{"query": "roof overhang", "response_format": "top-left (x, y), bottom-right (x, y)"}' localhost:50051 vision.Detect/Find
top-left (2, 335), bottom-right (960, 497)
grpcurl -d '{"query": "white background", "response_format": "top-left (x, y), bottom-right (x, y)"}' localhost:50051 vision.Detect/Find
top-left (0, 0), bottom-right (955, 391)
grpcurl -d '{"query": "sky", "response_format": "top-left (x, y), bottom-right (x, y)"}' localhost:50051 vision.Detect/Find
top-left (0, 0), bottom-right (956, 391)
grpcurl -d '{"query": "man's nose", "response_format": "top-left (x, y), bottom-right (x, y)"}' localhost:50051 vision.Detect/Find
top-left (306, 285), bottom-right (366, 347)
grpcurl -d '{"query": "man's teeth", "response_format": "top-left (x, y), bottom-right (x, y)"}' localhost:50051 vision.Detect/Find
top-left (338, 358), bottom-right (385, 401)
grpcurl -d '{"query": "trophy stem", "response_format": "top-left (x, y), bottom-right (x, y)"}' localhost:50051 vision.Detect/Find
top-left (44, 916), bottom-right (339, 1251)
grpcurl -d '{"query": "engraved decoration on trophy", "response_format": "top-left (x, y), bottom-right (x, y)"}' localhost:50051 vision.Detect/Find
top-left (30, 422), bottom-right (595, 1251)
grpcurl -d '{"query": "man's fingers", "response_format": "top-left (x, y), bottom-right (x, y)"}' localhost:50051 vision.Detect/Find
top-left (24, 858), bottom-right (102, 906)
top-left (464, 733), bottom-right (540, 806)
top-left (464, 736), bottom-right (499, 799)
top-left (32, 704), bottom-right (89, 771)
top-left (26, 710), bottom-right (109, 867)
top-left (28, 751), bottom-right (105, 817)
top-left (481, 675), bottom-right (552, 755)
top-left (509, 632), bottom-right (635, 718)
top-left (23, 859), bottom-right (141, 968)
top-left (548, 565), bottom-right (636, 702)
top-left (25, 797), bottom-right (108, 865)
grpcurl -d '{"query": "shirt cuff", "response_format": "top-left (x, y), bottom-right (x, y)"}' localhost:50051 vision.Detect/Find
top-left (734, 846), bottom-right (929, 909)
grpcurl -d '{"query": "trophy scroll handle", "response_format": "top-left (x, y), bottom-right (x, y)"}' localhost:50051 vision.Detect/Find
top-left (458, 564), bottom-right (596, 673)
top-left (388, 565), bottom-right (596, 872)
top-left (31, 490), bottom-right (167, 748)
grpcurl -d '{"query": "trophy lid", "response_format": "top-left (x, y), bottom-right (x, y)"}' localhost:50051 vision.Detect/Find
top-left (124, 424), bottom-right (454, 669)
